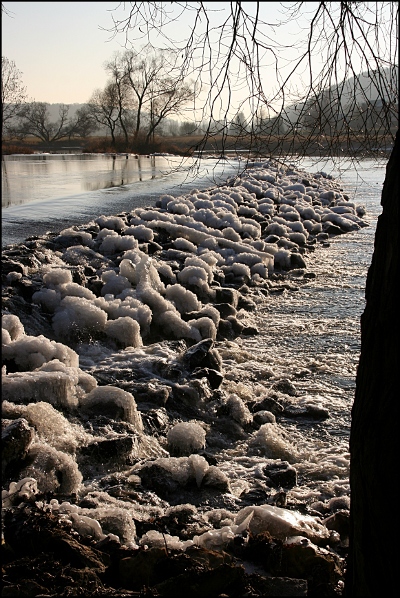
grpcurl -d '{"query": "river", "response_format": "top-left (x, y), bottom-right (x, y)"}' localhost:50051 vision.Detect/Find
top-left (2, 153), bottom-right (242, 247)
top-left (1, 152), bottom-right (386, 589)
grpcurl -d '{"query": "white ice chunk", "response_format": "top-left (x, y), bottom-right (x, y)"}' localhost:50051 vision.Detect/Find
top-left (2, 334), bottom-right (79, 370)
top-left (2, 314), bottom-right (25, 341)
top-left (165, 284), bottom-right (201, 314)
top-left (70, 513), bottom-right (106, 540)
top-left (125, 224), bottom-right (154, 242)
top-left (80, 386), bottom-right (143, 431)
top-left (95, 214), bottom-right (126, 232)
top-left (105, 316), bottom-right (142, 348)
top-left (52, 296), bottom-right (108, 341)
top-left (166, 422), bottom-right (206, 456)
top-left (235, 504), bottom-right (330, 542)
top-left (249, 422), bottom-right (299, 462)
top-left (2, 477), bottom-right (39, 507)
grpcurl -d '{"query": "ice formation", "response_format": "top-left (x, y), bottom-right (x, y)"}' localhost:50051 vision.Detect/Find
top-left (249, 422), bottom-right (299, 462)
top-left (2, 478), bottom-right (39, 507)
top-left (2, 315), bottom-right (79, 370)
top-left (18, 442), bottom-right (83, 494)
top-left (166, 422), bottom-right (207, 456)
top-left (2, 158), bottom-right (366, 562)
top-left (235, 504), bottom-right (330, 543)
top-left (80, 386), bottom-right (143, 431)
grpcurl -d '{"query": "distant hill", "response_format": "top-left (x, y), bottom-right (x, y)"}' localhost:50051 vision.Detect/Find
top-left (284, 65), bottom-right (398, 123)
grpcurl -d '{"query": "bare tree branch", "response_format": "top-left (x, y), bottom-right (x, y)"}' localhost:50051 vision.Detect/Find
top-left (104, 2), bottom-right (398, 166)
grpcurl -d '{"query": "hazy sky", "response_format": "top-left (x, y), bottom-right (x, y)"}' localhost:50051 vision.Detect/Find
top-left (2, 2), bottom-right (130, 104)
top-left (2, 2), bottom-right (395, 115)
top-left (2, 2), bottom-right (303, 107)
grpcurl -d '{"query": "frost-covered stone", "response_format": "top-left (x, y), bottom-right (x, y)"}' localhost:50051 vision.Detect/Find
top-left (167, 421), bottom-right (206, 456)
top-left (80, 386), bottom-right (143, 431)
top-left (235, 504), bottom-right (330, 543)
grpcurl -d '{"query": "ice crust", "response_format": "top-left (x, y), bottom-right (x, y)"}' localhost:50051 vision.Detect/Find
top-left (2, 159), bottom-right (363, 552)
top-left (166, 422), bottom-right (207, 456)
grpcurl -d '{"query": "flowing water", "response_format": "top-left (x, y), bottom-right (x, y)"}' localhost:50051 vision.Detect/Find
top-left (1, 152), bottom-right (386, 554)
top-left (218, 159), bottom-right (385, 500)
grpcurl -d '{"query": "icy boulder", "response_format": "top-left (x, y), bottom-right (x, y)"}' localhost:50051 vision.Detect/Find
top-left (2, 314), bottom-right (25, 342)
top-left (192, 511), bottom-right (254, 551)
top-left (3, 400), bottom-right (92, 453)
top-left (80, 386), bottom-right (143, 432)
top-left (105, 316), bottom-right (142, 348)
top-left (2, 369), bottom-right (81, 409)
top-left (167, 421), bottom-right (206, 456)
top-left (249, 422), bottom-right (299, 462)
top-left (226, 394), bottom-right (253, 426)
top-left (18, 442), bottom-right (83, 495)
top-left (70, 513), bottom-right (107, 541)
top-left (165, 284), bottom-right (201, 314)
top-left (235, 504), bottom-right (330, 544)
top-left (2, 332), bottom-right (79, 370)
top-left (2, 477), bottom-right (39, 507)
top-left (137, 453), bottom-right (225, 492)
top-left (52, 296), bottom-right (108, 341)
top-left (79, 507), bottom-right (137, 546)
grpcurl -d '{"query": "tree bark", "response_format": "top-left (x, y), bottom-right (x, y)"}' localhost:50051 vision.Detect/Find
top-left (346, 130), bottom-right (399, 595)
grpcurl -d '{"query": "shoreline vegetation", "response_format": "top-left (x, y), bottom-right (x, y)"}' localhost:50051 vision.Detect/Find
top-left (2, 133), bottom-right (395, 158)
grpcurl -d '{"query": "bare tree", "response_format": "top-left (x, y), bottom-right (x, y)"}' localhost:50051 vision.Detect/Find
top-left (102, 47), bottom-right (195, 144)
top-left (145, 75), bottom-right (194, 143)
top-left (86, 84), bottom-right (122, 147)
top-left (14, 102), bottom-right (72, 143)
top-left (70, 104), bottom-right (99, 139)
top-left (107, 2), bottom-right (397, 161)
top-left (104, 54), bottom-right (134, 146)
top-left (1, 56), bottom-right (27, 136)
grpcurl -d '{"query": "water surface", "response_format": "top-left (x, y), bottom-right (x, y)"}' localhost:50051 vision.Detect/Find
top-left (2, 153), bottom-right (242, 247)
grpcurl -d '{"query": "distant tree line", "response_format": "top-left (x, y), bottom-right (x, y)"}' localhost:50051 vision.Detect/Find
top-left (2, 47), bottom-right (203, 148)
top-left (2, 45), bottom-right (397, 151)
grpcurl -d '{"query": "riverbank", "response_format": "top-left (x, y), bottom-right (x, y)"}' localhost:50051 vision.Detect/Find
top-left (2, 131), bottom-right (394, 158)
top-left (2, 158), bottom-right (371, 595)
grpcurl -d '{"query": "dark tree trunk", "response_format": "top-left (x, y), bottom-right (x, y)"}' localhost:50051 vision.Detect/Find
top-left (346, 130), bottom-right (399, 595)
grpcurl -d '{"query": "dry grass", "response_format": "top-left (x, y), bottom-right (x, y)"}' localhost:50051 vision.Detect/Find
top-left (2, 132), bottom-right (393, 157)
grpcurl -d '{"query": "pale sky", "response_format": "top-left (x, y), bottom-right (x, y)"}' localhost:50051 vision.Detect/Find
top-left (2, 2), bottom-right (130, 104)
top-left (2, 2), bottom-right (395, 115)
top-left (1, 2), bottom-right (314, 107)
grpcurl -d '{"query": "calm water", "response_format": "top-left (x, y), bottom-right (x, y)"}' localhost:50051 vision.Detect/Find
top-left (1, 153), bottom-right (242, 247)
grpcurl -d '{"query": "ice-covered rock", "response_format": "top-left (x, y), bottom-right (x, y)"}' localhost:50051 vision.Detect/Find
top-left (235, 504), bottom-right (330, 543)
top-left (167, 422), bottom-right (206, 456)
top-left (80, 386), bottom-right (143, 431)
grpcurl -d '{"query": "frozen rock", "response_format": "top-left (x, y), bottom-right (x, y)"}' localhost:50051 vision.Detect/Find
top-left (105, 316), bottom-right (142, 348)
top-left (2, 314), bottom-right (25, 341)
top-left (79, 435), bottom-right (138, 467)
top-left (167, 421), bottom-right (206, 456)
top-left (2, 477), bottom-right (39, 507)
top-left (19, 442), bottom-right (83, 495)
top-left (80, 386), bottom-right (143, 431)
top-left (249, 422), bottom-right (298, 462)
top-left (235, 504), bottom-right (330, 543)
top-left (2, 418), bottom-right (35, 476)
top-left (2, 370), bottom-right (81, 409)
top-left (2, 332), bottom-right (79, 371)
top-left (263, 460), bottom-right (298, 488)
top-left (182, 338), bottom-right (222, 371)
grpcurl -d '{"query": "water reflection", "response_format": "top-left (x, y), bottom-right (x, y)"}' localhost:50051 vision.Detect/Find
top-left (1, 153), bottom-right (242, 247)
top-left (2, 153), bottom-right (174, 208)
